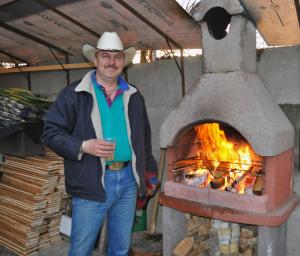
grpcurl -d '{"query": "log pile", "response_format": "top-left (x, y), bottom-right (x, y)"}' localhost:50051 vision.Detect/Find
top-left (173, 214), bottom-right (258, 256)
top-left (0, 149), bottom-right (66, 255)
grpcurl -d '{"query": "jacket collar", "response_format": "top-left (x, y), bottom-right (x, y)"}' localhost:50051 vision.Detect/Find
top-left (75, 70), bottom-right (137, 94)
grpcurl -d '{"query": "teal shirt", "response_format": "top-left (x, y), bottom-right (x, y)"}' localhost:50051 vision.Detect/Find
top-left (92, 75), bottom-right (132, 163)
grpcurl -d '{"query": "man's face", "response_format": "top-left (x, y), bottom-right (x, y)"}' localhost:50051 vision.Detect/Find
top-left (94, 50), bottom-right (125, 82)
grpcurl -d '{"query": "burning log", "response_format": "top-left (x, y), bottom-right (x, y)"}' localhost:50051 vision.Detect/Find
top-left (185, 173), bottom-right (208, 187)
top-left (210, 177), bottom-right (225, 189)
top-left (253, 174), bottom-right (264, 195)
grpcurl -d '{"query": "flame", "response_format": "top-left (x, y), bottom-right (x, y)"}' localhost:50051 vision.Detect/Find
top-left (187, 123), bottom-right (261, 194)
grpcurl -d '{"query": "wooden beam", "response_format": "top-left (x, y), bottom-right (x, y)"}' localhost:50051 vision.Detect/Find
top-left (0, 63), bottom-right (95, 74)
top-left (240, 0), bottom-right (300, 46)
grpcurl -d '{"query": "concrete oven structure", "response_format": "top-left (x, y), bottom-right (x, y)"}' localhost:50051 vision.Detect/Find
top-left (159, 0), bottom-right (299, 255)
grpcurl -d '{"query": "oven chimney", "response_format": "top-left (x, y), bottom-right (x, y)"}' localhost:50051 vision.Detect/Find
top-left (160, 2), bottom-right (299, 255)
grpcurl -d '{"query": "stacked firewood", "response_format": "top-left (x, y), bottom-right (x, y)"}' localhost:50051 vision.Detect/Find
top-left (239, 226), bottom-right (258, 256)
top-left (0, 149), bottom-right (66, 255)
top-left (173, 214), bottom-right (257, 256)
top-left (173, 214), bottom-right (210, 256)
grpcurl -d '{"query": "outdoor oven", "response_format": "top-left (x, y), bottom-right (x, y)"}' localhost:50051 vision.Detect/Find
top-left (159, 0), bottom-right (298, 255)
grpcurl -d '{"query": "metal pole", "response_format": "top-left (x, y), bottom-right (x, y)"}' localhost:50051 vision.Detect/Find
top-left (27, 72), bottom-right (31, 91)
top-left (180, 49), bottom-right (186, 97)
top-left (65, 53), bottom-right (70, 85)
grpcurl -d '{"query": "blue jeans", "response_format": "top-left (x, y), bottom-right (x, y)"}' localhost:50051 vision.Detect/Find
top-left (68, 165), bottom-right (137, 256)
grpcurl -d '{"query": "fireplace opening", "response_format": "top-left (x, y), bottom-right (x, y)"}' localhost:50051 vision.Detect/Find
top-left (203, 7), bottom-right (232, 40)
top-left (169, 122), bottom-right (263, 195)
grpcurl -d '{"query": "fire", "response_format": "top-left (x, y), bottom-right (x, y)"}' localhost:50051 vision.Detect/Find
top-left (180, 123), bottom-right (263, 194)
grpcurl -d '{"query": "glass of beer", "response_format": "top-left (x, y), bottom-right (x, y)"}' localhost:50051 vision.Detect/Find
top-left (104, 138), bottom-right (115, 161)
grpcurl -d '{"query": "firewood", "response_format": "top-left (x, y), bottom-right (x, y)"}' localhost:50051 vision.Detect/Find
top-left (184, 213), bottom-right (191, 220)
top-left (197, 223), bottom-right (209, 236)
top-left (217, 228), bottom-right (231, 244)
top-left (211, 220), bottom-right (230, 229)
top-left (189, 249), bottom-right (209, 256)
top-left (219, 244), bottom-right (230, 254)
top-left (209, 228), bottom-right (220, 256)
top-left (172, 237), bottom-right (194, 256)
top-left (199, 240), bottom-right (209, 251)
top-left (240, 227), bottom-right (255, 238)
top-left (230, 242), bottom-right (239, 253)
top-left (187, 219), bottom-right (198, 236)
top-left (187, 216), bottom-right (210, 237)
top-left (231, 224), bottom-right (240, 242)
top-left (188, 249), bottom-right (199, 256)
top-left (253, 176), bottom-right (264, 195)
top-left (194, 234), bottom-right (209, 243)
top-left (193, 239), bottom-right (209, 253)
top-left (243, 247), bottom-right (253, 256)
top-left (210, 176), bottom-right (225, 189)
top-left (239, 237), bottom-right (258, 252)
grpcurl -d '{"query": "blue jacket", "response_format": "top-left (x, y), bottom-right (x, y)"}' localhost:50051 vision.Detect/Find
top-left (43, 71), bottom-right (158, 201)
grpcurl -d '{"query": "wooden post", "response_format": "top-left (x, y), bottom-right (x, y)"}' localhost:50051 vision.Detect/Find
top-left (149, 148), bottom-right (166, 235)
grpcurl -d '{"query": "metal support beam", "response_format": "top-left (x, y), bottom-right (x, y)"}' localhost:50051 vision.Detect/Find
top-left (0, 20), bottom-right (72, 55)
top-left (165, 40), bottom-right (185, 96)
top-left (0, 62), bottom-right (95, 74)
top-left (116, 0), bottom-right (182, 49)
top-left (5, 54), bottom-right (30, 85)
top-left (0, 49), bottom-right (28, 64)
top-left (115, 0), bottom-right (186, 97)
top-left (27, 72), bottom-right (31, 91)
top-left (33, 0), bottom-right (100, 37)
top-left (180, 49), bottom-right (185, 97)
top-left (65, 53), bottom-right (70, 85)
top-left (49, 47), bottom-right (70, 85)
top-left (294, 0), bottom-right (300, 28)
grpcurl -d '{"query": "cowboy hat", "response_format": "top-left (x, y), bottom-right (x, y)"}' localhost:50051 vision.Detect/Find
top-left (82, 32), bottom-right (136, 66)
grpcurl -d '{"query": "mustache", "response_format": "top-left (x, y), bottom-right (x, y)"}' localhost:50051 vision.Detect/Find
top-left (104, 64), bottom-right (117, 69)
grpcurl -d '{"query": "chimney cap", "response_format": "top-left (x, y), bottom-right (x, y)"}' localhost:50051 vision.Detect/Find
top-left (191, 0), bottom-right (244, 22)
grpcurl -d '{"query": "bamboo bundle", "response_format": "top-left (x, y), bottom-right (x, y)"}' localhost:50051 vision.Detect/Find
top-left (0, 150), bottom-right (65, 255)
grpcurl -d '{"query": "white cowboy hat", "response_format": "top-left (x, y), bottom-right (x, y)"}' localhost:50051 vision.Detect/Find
top-left (82, 32), bottom-right (136, 66)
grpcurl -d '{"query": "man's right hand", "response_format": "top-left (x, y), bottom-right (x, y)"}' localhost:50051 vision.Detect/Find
top-left (82, 139), bottom-right (115, 158)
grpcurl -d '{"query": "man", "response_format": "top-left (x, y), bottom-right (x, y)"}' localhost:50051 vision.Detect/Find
top-left (43, 31), bottom-right (158, 256)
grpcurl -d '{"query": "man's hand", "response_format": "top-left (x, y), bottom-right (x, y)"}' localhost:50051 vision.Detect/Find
top-left (82, 139), bottom-right (115, 158)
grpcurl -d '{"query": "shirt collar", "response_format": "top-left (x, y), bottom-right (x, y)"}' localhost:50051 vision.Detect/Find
top-left (91, 71), bottom-right (129, 91)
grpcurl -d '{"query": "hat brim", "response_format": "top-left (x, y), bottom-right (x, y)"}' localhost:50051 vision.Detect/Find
top-left (82, 44), bottom-right (136, 66)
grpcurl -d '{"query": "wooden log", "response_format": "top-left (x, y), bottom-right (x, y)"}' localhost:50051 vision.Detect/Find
top-left (172, 237), bottom-right (194, 256)
top-left (209, 228), bottom-right (220, 256)
top-left (253, 175), bottom-right (264, 195)
top-left (243, 247), bottom-right (253, 256)
top-left (239, 237), bottom-right (258, 252)
top-left (240, 227), bottom-right (255, 238)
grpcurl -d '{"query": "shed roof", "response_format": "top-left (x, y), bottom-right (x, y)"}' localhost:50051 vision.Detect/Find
top-left (0, 0), bottom-right (202, 65)
top-left (0, 0), bottom-right (299, 66)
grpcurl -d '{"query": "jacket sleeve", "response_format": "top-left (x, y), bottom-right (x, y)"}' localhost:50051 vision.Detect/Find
top-left (142, 97), bottom-right (158, 173)
top-left (42, 85), bottom-right (82, 161)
